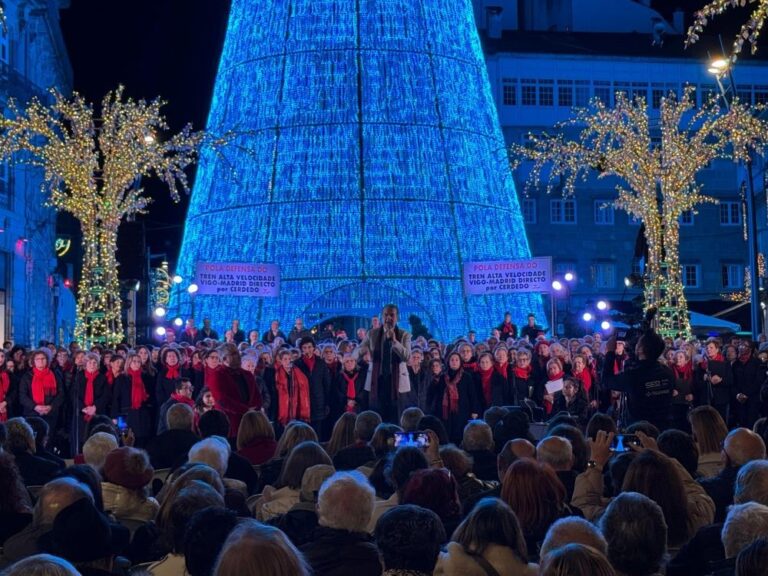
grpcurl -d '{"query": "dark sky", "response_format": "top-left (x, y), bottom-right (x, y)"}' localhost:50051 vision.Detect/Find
top-left (58, 0), bottom-right (744, 268)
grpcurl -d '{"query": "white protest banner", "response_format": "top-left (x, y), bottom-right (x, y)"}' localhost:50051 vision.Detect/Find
top-left (463, 257), bottom-right (552, 295)
top-left (195, 262), bottom-right (280, 297)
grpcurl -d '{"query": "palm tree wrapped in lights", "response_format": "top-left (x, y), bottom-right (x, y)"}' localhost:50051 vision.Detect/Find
top-left (0, 87), bottom-right (221, 346)
top-left (511, 86), bottom-right (768, 337)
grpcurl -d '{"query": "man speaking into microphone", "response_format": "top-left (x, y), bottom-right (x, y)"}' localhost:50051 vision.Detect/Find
top-left (356, 304), bottom-right (412, 423)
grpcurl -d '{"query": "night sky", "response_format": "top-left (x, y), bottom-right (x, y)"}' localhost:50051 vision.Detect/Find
top-left (58, 0), bottom-right (743, 268)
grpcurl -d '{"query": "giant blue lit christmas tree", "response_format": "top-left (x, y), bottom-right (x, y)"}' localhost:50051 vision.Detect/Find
top-left (175, 0), bottom-right (544, 339)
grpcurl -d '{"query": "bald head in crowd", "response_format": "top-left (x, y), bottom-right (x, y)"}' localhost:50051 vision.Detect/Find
top-left (537, 436), bottom-right (574, 472)
top-left (167, 403), bottom-right (195, 431)
top-left (35, 478), bottom-right (93, 526)
top-left (497, 438), bottom-right (535, 481)
top-left (724, 428), bottom-right (766, 468)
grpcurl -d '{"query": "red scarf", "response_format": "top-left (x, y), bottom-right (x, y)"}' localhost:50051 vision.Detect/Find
top-left (275, 366), bottom-right (310, 425)
top-left (700, 353), bottom-right (725, 371)
top-left (170, 392), bottom-right (194, 407)
top-left (342, 371), bottom-right (359, 412)
top-left (479, 367), bottom-right (493, 406)
top-left (106, 370), bottom-right (116, 386)
top-left (673, 361), bottom-right (693, 382)
top-left (573, 368), bottom-right (592, 394)
top-left (127, 368), bottom-right (149, 410)
top-left (739, 352), bottom-right (753, 364)
top-left (303, 355), bottom-right (316, 373)
top-left (442, 369), bottom-right (462, 420)
top-left (31, 367), bottom-right (57, 405)
top-left (83, 370), bottom-right (98, 421)
top-left (0, 372), bottom-right (9, 422)
top-left (495, 362), bottom-right (509, 380)
top-left (462, 361), bottom-right (477, 373)
top-left (165, 364), bottom-right (180, 379)
top-left (512, 364), bottom-right (532, 380)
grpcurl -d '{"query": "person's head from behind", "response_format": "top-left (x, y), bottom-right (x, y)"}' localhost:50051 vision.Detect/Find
top-left (275, 421), bottom-right (318, 458)
top-left (184, 507), bottom-right (239, 576)
top-left (277, 441), bottom-right (332, 490)
top-left (213, 519), bottom-right (310, 576)
top-left (168, 482), bottom-right (224, 554)
top-left (2, 554), bottom-right (80, 576)
top-left (5, 417), bottom-right (35, 455)
top-left (501, 458), bottom-right (566, 536)
top-left (326, 412), bottom-right (356, 456)
top-left (547, 424), bottom-right (588, 472)
top-left (462, 420), bottom-right (494, 452)
top-left (722, 502), bottom-right (768, 559)
top-left (540, 516), bottom-right (608, 560)
top-left (735, 538), bottom-right (768, 576)
top-left (388, 446), bottom-right (429, 497)
top-left (167, 402), bottom-right (195, 432)
top-left (401, 467), bottom-right (461, 523)
top-left (400, 407), bottom-right (424, 432)
top-left (689, 405), bottom-right (728, 454)
top-left (599, 492), bottom-right (667, 576)
top-left (586, 413), bottom-right (617, 442)
top-left (483, 406), bottom-right (509, 431)
top-left (734, 460), bottom-right (768, 506)
top-left (317, 471), bottom-right (375, 533)
top-left (540, 543), bottom-right (616, 576)
top-left (374, 505), bottom-right (445, 572)
top-left (621, 450), bottom-right (689, 546)
top-left (55, 465), bottom-right (104, 512)
top-left (417, 415), bottom-right (449, 445)
top-left (723, 428), bottom-right (767, 469)
top-left (369, 423), bottom-right (402, 458)
top-left (536, 436), bottom-right (574, 472)
top-left (82, 432), bottom-right (119, 474)
top-left (452, 497), bottom-right (528, 563)
top-left (25, 416), bottom-right (50, 450)
top-left (657, 429), bottom-right (699, 479)
top-left (35, 477), bottom-right (93, 527)
top-left (188, 437), bottom-right (230, 477)
top-left (236, 410), bottom-right (275, 450)
top-left (197, 409), bottom-right (230, 439)
top-left (354, 410), bottom-right (382, 443)
top-left (497, 438), bottom-right (535, 481)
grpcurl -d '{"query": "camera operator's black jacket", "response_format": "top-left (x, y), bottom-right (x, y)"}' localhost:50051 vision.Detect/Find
top-left (602, 351), bottom-right (674, 430)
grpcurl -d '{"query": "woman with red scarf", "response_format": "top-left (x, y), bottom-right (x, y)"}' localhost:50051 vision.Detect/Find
top-left (512, 348), bottom-right (537, 405)
top-left (112, 354), bottom-right (154, 447)
top-left (427, 352), bottom-right (479, 444)
top-left (73, 352), bottom-right (111, 450)
top-left (155, 347), bottom-right (182, 407)
top-left (473, 352), bottom-right (506, 412)
top-left (334, 353), bottom-right (364, 415)
top-left (671, 349), bottom-right (694, 431)
top-left (273, 349), bottom-right (310, 434)
top-left (541, 358), bottom-right (566, 416)
top-left (695, 337), bottom-right (732, 424)
top-left (19, 349), bottom-right (64, 432)
top-left (0, 349), bottom-right (13, 422)
top-left (492, 346), bottom-right (515, 405)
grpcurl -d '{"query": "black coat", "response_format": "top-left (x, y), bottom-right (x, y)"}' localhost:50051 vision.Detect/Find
top-left (699, 465), bottom-right (739, 524)
top-left (111, 373), bottom-right (155, 439)
top-left (667, 522), bottom-right (725, 576)
top-left (300, 527), bottom-right (382, 576)
top-left (145, 429), bottom-right (199, 470)
top-left (407, 366), bottom-right (429, 412)
top-left (731, 356), bottom-right (764, 427)
top-left (18, 370), bottom-right (65, 431)
top-left (427, 370), bottom-right (480, 444)
top-left (293, 356), bottom-right (331, 422)
top-left (695, 357), bottom-right (732, 407)
top-left (12, 450), bottom-right (60, 486)
top-left (551, 393), bottom-right (589, 426)
top-left (333, 369), bottom-right (364, 414)
top-left (155, 367), bottom-right (181, 407)
top-left (473, 370), bottom-right (508, 412)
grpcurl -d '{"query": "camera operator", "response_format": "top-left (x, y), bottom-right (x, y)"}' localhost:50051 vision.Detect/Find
top-left (601, 324), bottom-right (674, 431)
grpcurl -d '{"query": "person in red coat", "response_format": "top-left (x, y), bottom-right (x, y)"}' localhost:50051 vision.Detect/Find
top-left (206, 344), bottom-right (263, 439)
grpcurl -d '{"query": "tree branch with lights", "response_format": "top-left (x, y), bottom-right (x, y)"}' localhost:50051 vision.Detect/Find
top-left (511, 86), bottom-right (768, 337)
top-left (686, 0), bottom-right (768, 60)
top-left (0, 87), bottom-right (223, 346)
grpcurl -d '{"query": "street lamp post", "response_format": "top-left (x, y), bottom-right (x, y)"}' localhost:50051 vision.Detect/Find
top-left (709, 58), bottom-right (762, 339)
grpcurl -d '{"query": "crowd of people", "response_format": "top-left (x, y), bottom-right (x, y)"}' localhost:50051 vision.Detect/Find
top-left (1, 304), bottom-right (768, 575)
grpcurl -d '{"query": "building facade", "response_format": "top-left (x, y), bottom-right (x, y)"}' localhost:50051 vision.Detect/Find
top-left (474, 0), bottom-right (766, 333)
top-left (0, 0), bottom-right (73, 345)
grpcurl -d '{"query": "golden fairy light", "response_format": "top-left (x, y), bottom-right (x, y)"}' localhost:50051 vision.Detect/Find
top-left (0, 87), bottom-right (222, 346)
top-left (511, 86), bottom-right (768, 338)
top-left (686, 0), bottom-right (768, 60)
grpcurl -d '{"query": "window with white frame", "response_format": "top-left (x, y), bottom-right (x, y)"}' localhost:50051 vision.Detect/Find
top-left (595, 262), bottom-right (616, 288)
top-left (594, 81), bottom-right (611, 105)
top-left (521, 198), bottom-right (536, 224)
top-left (720, 201), bottom-right (741, 225)
top-left (551, 199), bottom-right (576, 224)
top-left (722, 264), bottom-right (743, 289)
top-left (558, 80), bottom-right (574, 108)
top-left (594, 200), bottom-right (614, 225)
top-left (521, 79), bottom-right (537, 106)
top-left (502, 78), bottom-right (517, 106)
top-left (682, 264), bottom-right (700, 288)
top-left (574, 80), bottom-right (590, 106)
top-left (538, 80), bottom-right (554, 106)
top-left (680, 210), bottom-right (694, 226)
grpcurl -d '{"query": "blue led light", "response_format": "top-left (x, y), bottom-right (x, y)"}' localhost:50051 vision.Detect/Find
top-left (175, 0), bottom-right (544, 339)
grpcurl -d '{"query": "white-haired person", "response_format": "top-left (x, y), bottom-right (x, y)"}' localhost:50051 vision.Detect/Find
top-left (299, 471), bottom-right (381, 575)
top-left (82, 431), bottom-right (118, 475)
top-left (188, 436), bottom-right (247, 495)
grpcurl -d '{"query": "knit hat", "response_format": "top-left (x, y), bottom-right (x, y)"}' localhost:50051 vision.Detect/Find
top-left (40, 497), bottom-right (124, 562)
top-left (299, 464), bottom-right (335, 503)
top-left (102, 446), bottom-right (154, 490)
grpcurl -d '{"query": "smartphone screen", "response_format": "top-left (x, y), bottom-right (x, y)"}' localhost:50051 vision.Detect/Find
top-left (117, 416), bottom-right (128, 432)
top-left (610, 434), bottom-right (639, 453)
top-left (394, 431), bottom-right (430, 449)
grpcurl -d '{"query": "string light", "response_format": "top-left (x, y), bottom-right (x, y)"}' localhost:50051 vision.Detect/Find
top-left (173, 0), bottom-right (545, 339)
top-left (0, 87), bottom-right (219, 347)
top-left (511, 86), bottom-right (768, 338)
top-left (686, 0), bottom-right (768, 61)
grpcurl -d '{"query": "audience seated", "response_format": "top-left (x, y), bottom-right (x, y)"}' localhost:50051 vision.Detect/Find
top-left (197, 409), bottom-right (259, 494)
top-left (300, 471), bottom-right (381, 576)
top-left (1, 553), bottom-right (80, 576)
top-left (5, 418), bottom-right (60, 486)
top-left (236, 409), bottom-right (277, 466)
top-left (461, 420), bottom-right (498, 482)
top-left (332, 411), bottom-right (379, 471)
top-left (539, 543), bottom-right (615, 576)
top-left (82, 432), bottom-right (118, 475)
top-left (145, 403), bottom-right (198, 470)
top-left (536, 436), bottom-right (577, 501)
top-left (183, 507), bottom-right (239, 576)
top-left (0, 450), bottom-right (33, 546)
top-left (402, 468), bottom-right (463, 538)
top-left (735, 538), bottom-right (768, 576)
top-left (101, 446), bottom-right (159, 525)
top-left (539, 516), bottom-right (608, 560)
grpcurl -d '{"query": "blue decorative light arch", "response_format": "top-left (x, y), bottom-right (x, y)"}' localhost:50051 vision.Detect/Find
top-left (175, 0), bottom-right (544, 339)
